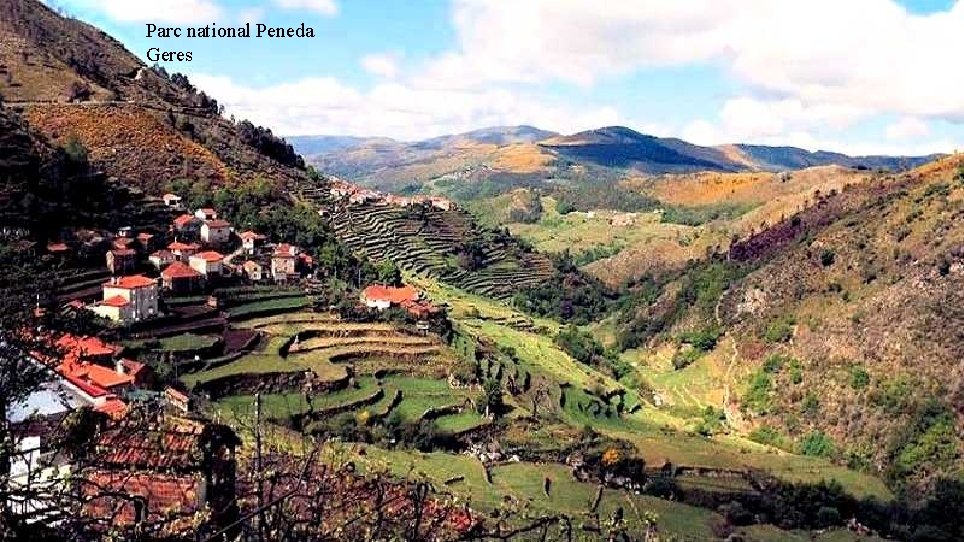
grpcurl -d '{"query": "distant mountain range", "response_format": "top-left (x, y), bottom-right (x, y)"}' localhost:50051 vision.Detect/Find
top-left (290, 125), bottom-right (942, 188)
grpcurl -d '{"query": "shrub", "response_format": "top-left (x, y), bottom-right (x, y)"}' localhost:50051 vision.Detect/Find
top-left (679, 325), bottom-right (721, 352)
top-left (820, 249), bottom-right (836, 267)
top-left (672, 348), bottom-right (702, 370)
top-left (801, 392), bottom-right (820, 416)
top-left (850, 366), bottom-right (870, 390)
top-left (798, 431), bottom-right (835, 458)
top-left (762, 353), bottom-right (788, 373)
top-left (745, 371), bottom-right (773, 414)
top-left (749, 425), bottom-right (785, 448)
top-left (764, 315), bottom-right (795, 343)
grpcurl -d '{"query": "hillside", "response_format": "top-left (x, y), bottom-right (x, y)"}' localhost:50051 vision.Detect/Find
top-left (0, 0), bottom-right (309, 194)
top-left (716, 155), bottom-right (964, 493)
top-left (295, 124), bottom-right (940, 198)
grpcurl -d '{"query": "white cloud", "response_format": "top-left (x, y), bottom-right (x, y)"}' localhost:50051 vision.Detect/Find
top-left (361, 53), bottom-right (402, 79)
top-left (189, 73), bottom-right (619, 140)
top-left (886, 117), bottom-right (931, 141)
top-left (273, 0), bottom-right (338, 16)
top-left (68, 0), bottom-right (222, 23)
top-left (432, 0), bottom-right (964, 129)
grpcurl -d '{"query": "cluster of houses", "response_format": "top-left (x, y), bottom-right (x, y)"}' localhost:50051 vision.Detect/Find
top-left (86, 197), bottom-right (315, 325)
top-left (328, 180), bottom-right (455, 211)
top-left (6, 328), bottom-right (232, 532)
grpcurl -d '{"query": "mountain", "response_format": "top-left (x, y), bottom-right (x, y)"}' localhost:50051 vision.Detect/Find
top-left (295, 124), bottom-right (942, 195)
top-left (0, 0), bottom-right (309, 195)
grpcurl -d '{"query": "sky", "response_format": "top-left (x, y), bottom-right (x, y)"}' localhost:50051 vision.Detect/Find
top-left (45, 0), bottom-right (964, 154)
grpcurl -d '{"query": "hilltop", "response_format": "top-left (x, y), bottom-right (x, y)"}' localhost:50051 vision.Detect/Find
top-left (294, 124), bottom-right (941, 196)
top-left (0, 0), bottom-right (308, 194)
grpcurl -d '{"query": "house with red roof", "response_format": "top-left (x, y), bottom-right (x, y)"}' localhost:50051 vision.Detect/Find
top-left (172, 214), bottom-right (201, 237)
top-left (194, 207), bottom-right (218, 221)
top-left (239, 230), bottom-right (266, 254)
top-left (200, 218), bottom-right (232, 246)
top-left (160, 261), bottom-right (202, 293)
top-left (162, 193), bottom-right (182, 208)
top-left (168, 240), bottom-right (201, 261)
top-left (106, 247), bottom-right (137, 275)
top-left (136, 232), bottom-right (155, 251)
top-left (242, 260), bottom-right (265, 282)
top-left (189, 251), bottom-right (224, 278)
top-left (148, 249), bottom-right (175, 269)
top-left (361, 284), bottom-right (420, 310)
top-left (91, 276), bottom-right (158, 324)
top-left (270, 249), bottom-right (297, 284)
top-left (80, 417), bottom-right (239, 531)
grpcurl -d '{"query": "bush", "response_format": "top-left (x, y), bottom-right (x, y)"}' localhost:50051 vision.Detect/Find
top-left (764, 315), bottom-right (795, 343)
top-left (801, 392), bottom-right (820, 416)
top-left (749, 425), bottom-right (785, 448)
top-left (762, 353), bottom-right (789, 373)
top-left (850, 366), bottom-right (870, 390)
top-left (820, 249), bottom-right (836, 266)
top-left (672, 348), bottom-right (702, 370)
top-left (798, 431), bottom-right (835, 458)
top-left (745, 371), bottom-right (773, 414)
top-left (679, 325), bottom-right (721, 352)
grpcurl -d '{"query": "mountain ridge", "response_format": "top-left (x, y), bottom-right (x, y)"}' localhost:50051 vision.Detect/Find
top-left (293, 124), bottom-right (943, 191)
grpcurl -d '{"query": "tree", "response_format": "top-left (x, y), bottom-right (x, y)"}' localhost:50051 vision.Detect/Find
top-left (482, 379), bottom-right (504, 418)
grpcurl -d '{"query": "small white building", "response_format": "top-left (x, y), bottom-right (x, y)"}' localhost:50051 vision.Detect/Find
top-left (6, 380), bottom-right (93, 523)
top-left (91, 276), bottom-right (158, 324)
top-left (189, 251), bottom-right (224, 277)
top-left (243, 260), bottom-right (265, 281)
top-left (200, 219), bottom-right (232, 246)
top-left (162, 193), bottom-right (183, 208)
top-left (194, 208), bottom-right (218, 221)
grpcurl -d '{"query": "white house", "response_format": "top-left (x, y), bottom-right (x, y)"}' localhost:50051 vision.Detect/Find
top-left (194, 208), bottom-right (218, 221)
top-left (189, 251), bottom-right (224, 277)
top-left (200, 219), bottom-right (232, 246)
top-left (91, 275), bottom-right (158, 324)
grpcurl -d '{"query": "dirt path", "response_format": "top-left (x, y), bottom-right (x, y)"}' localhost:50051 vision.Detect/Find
top-left (716, 288), bottom-right (748, 433)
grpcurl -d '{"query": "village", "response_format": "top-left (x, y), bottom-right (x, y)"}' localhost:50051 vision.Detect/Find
top-left (6, 191), bottom-right (454, 537)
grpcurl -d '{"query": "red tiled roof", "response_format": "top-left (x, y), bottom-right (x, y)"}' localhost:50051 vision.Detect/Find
top-left (204, 219), bottom-right (230, 228)
top-left (173, 214), bottom-right (197, 227)
top-left (240, 230), bottom-right (265, 240)
top-left (243, 260), bottom-right (262, 270)
top-left (191, 251), bottom-right (223, 263)
top-left (105, 275), bottom-right (156, 289)
top-left (64, 373), bottom-right (109, 398)
top-left (74, 363), bottom-right (134, 389)
top-left (102, 295), bottom-right (130, 308)
top-left (110, 248), bottom-right (136, 256)
top-left (163, 193), bottom-right (178, 199)
top-left (56, 335), bottom-right (116, 358)
top-left (161, 261), bottom-right (201, 279)
top-left (137, 232), bottom-right (154, 240)
top-left (94, 398), bottom-right (128, 419)
top-left (362, 284), bottom-right (419, 304)
top-left (168, 241), bottom-right (200, 251)
top-left (113, 238), bottom-right (134, 249)
top-left (275, 243), bottom-right (295, 255)
top-left (47, 242), bottom-right (70, 252)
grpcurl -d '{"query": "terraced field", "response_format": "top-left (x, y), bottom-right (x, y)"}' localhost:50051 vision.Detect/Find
top-left (327, 203), bottom-right (554, 299)
top-left (202, 310), bottom-right (483, 435)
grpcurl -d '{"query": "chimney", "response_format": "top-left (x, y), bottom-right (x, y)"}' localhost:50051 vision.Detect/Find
top-left (115, 358), bottom-right (125, 375)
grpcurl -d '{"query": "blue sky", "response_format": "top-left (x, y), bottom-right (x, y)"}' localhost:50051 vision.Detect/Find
top-left (49, 0), bottom-right (964, 154)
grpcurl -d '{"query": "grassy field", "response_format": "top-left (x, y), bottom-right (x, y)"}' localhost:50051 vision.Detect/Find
top-left (227, 296), bottom-right (309, 319)
top-left (124, 332), bottom-right (219, 352)
top-left (181, 335), bottom-right (301, 388)
top-left (417, 277), bottom-right (893, 502)
top-left (354, 445), bottom-right (721, 539)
